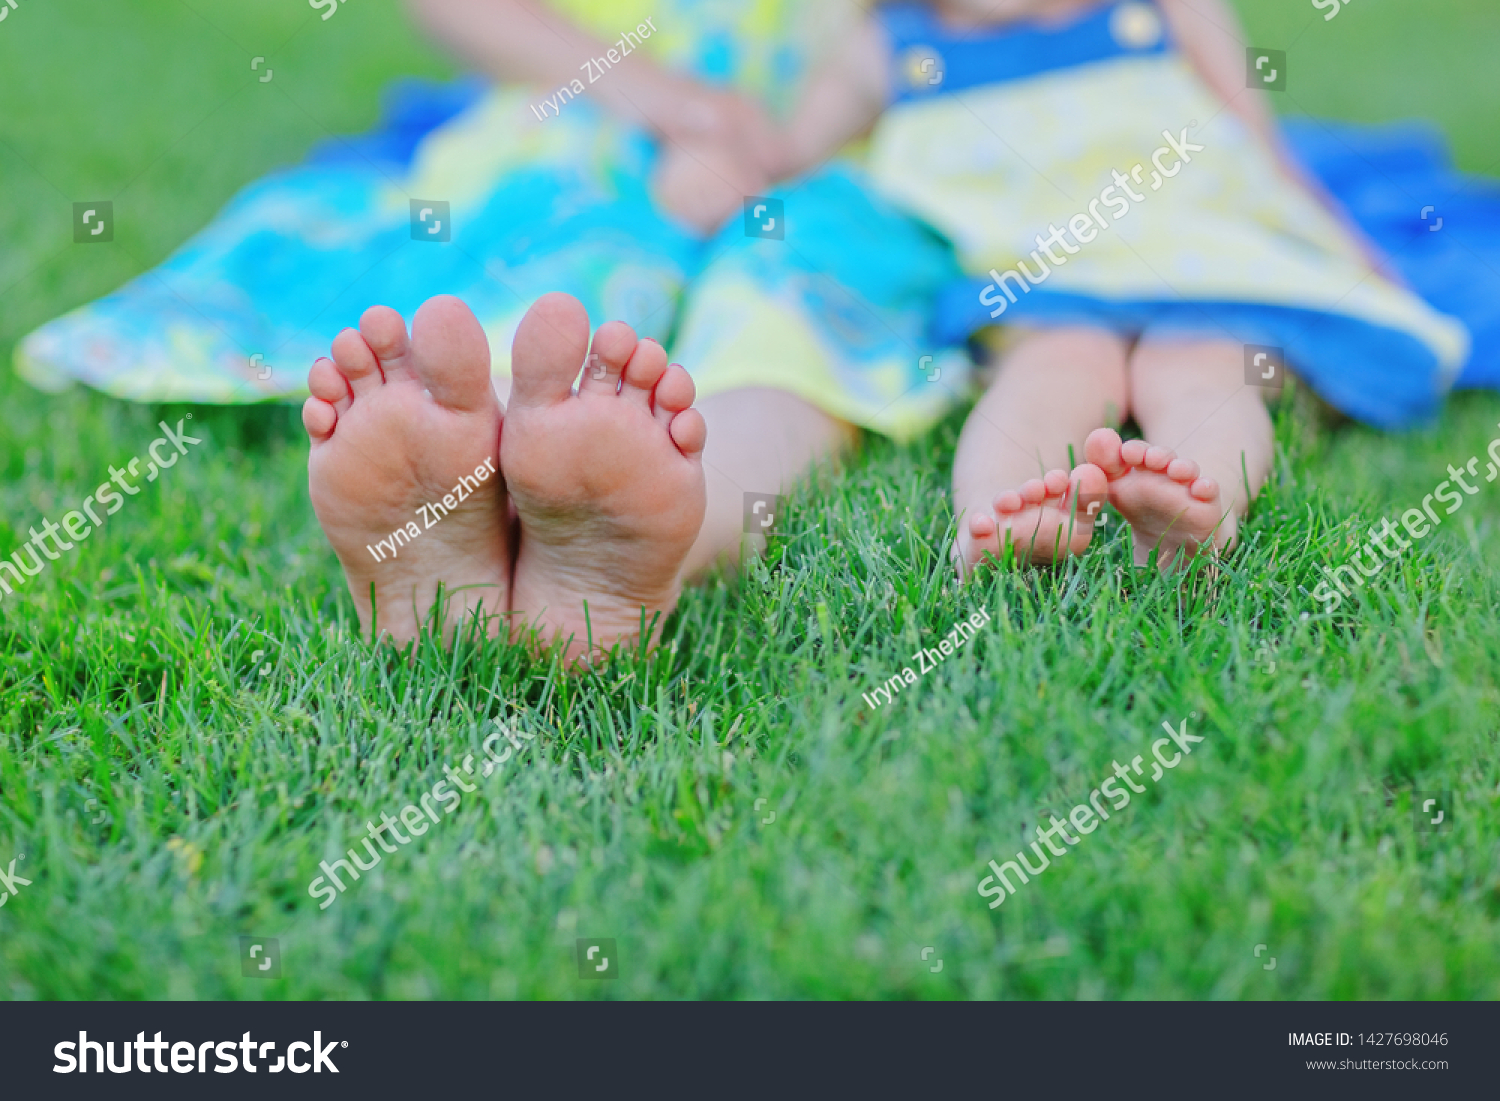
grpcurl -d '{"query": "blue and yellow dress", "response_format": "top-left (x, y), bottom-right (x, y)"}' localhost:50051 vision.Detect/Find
top-left (15, 0), bottom-right (1500, 433)
top-left (15, 0), bottom-right (968, 440)
top-left (868, 0), bottom-right (1486, 428)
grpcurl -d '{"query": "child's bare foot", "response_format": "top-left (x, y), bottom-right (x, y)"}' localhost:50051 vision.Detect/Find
top-left (502, 293), bottom-right (707, 663)
top-left (1085, 427), bottom-right (1235, 568)
top-left (956, 464), bottom-right (1109, 575)
top-left (302, 296), bottom-right (509, 643)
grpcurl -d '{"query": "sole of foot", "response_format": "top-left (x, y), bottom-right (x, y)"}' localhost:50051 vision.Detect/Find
top-left (303, 295), bottom-right (509, 644)
top-left (1084, 426), bottom-right (1235, 569)
top-left (501, 292), bottom-right (707, 664)
top-left (957, 464), bottom-right (1110, 575)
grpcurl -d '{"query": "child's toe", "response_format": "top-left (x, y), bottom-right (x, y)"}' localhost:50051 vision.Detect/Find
top-left (1120, 439), bottom-right (1148, 467)
top-left (652, 364), bottom-right (696, 428)
top-left (1069, 463), bottom-right (1110, 515)
top-left (1167, 457), bottom-right (1200, 483)
top-left (408, 294), bottom-right (496, 411)
top-left (358, 305), bottom-right (414, 380)
top-left (309, 357), bottom-right (352, 413)
top-left (1144, 445), bottom-right (1174, 472)
top-left (510, 292), bottom-right (592, 408)
top-left (331, 328), bottom-right (385, 394)
top-left (668, 408), bottom-right (707, 456)
top-left (1084, 427), bottom-right (1128, 476)
top-left (581, 320), bottom-right (637, 395)
top-left (302, 397), bottom-right (336, 440)
top-left (621, 340), bottom-right (670, 407)
top-left (1043, 469), bottom-right (1071, 497)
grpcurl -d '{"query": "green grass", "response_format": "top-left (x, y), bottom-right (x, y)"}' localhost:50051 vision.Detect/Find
top-left (2, 0), bottom-right (1498, 999)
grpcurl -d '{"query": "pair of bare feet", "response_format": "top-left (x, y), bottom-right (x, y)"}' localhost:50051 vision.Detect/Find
top-left (302, 293), bottom-right (707, 662)
top-left (957, 431), bottom-right (1236, 573)
top-left (303, 292), bottom-right (1235, 660)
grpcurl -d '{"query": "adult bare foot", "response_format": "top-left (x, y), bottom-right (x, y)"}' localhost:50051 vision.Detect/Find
top-left (1085, 427), bottom-right (1235, 569)
top-left (302, 296), bottom-right (509, 643)
top-left (956, 464), bottom-right (1109, 575)
top-left (502, 292), bottom-right (707, 663)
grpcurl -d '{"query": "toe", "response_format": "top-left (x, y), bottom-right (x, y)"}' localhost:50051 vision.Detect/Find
top-left (510, 292), bottom-right (591, 409)
top-left (1143, 445), bottom-right (1175, 472)
top-left (621, 340), bottom-right (670, 408)
top-left (331, 327), bottom-right (384, 395)
top-left (309, 357), bottom-right (351, 414)
top-left (1042, 469), bottom-right (1071, 498)
top-left (1070, 462), bottom-right (1109, 503)
top-left (1120, 439), bottom-right (1148, 467)
top-left (1085, 427), bottom-right (1128, 477)
top-left (652, 364), bottom-right (696, 428)
top-left (1167, 457), bottom-right (1201, 483)
top-left (1019, 479), bottom-right (1048, 506)
top-left (1066, 463), bottom-right (1109, 531)
top-left (668, 408), bottom-right (707, 457)
top-left (993, 490), bottom-right (1024, 514)
top-left (302, 397), bottom-right (336, 441)
top-left (580, 320), bottom-right (637, 396)
top-left (409, 294), bottom-right (496, 411)
top-left (1189, 476), bottom-right (1220, 501)
top-left (969, 512), bottom-right (997, 538)
top-left (359, 305), bottom-right (415, 382)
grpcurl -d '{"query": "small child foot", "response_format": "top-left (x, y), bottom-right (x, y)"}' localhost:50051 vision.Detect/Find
top-left (956, 464), bottom-right (1109, 575)
top-left (303, 296), bottom-right (509, 643)
top-left (1085, 427), bottom-right (1235, 568)
top-left (501, 293), bottom-right (707, 663)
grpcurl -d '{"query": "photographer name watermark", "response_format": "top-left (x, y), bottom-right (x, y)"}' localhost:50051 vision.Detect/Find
top-left (530, 17), bottom-right (656, 120)
top-left (862, 606), bottom-right (992, 710)
top-left (365, 457), bottom-right (495, 562)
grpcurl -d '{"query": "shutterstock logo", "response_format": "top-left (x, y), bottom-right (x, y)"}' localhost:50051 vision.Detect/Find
top-left (54, 1031), bottom-right (345, 1074)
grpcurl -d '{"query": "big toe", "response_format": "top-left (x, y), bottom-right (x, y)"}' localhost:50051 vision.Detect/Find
top-left (1084, 427), bottom-right (1129, 478)
top-left (510, 292), bottom-right (591, 409)
top-left (408, 295), bottom-right (495, 411)
top-left (1071, 462), bottom-right (1109, 504)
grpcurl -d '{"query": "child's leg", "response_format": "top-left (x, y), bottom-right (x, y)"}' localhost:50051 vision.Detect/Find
top-left (1085, 336), bottom-right (1272, 567)
top-left (952, 327), bottom-right (1128, 571)
top-left (685, 388), bottom-right (856, 578)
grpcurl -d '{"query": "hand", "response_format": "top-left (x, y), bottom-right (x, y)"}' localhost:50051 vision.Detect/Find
top-left (652, 133), bottom-right (772, 235)
top-left (660, 87), bottom-right (786, 180)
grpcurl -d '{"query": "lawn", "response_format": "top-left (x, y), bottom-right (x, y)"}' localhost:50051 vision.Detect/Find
top-left (1, 0), bottom-right (1498, 999)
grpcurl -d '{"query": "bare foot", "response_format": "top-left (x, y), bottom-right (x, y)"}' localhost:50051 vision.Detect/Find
top-left (1085, 427), bottom-right (1235, 569)
top-left (502, 292), bottom-right (707, 663)
top-left (302, 296), bottom-right (509, 643)
top-left (956, 464), bottom-right (1109, 575)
